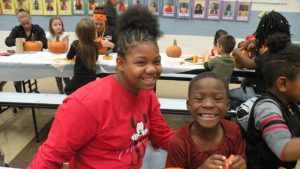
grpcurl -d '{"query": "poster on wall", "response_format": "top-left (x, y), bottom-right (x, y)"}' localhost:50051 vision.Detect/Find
top-left (221, 0), bottom-right (236, 21)
top-left (1, 0), bottom-right (16, 14)
top-left (236, 0), bottom-right (251, 22)
top-left (72, 0), bottom-right (84, 15)
top-left (117, 0), bottom-right (128, 14)
top-left (14, 0), bottom-right (29, 10)
top-left (192, 0), bottom-right (206, 19)
top-left (87, 0), bottom-right (98, 15)
top-left (146, 0), bottom-right (159, 16)
top-left (207, 0), bottom-right (220, 20)
top-left (29, 0), bottom-right (43, 15)
top-left (57, 0), bottom-right (71, 15)
top-left (177, 0), bottom-right (190, 18)
top-left (43, 0), bottom-right (57, 15)
top-left (162, 0), bottom-right (175, 17)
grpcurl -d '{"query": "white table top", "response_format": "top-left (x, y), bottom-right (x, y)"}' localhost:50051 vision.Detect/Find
top-left (0, 52), bottom-right (204, 81)
top-left (0, 51), bottom-right (254, 81)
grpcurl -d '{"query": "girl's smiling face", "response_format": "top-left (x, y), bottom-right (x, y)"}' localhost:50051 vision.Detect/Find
top-left (187, 77), bottom-right (229, 129)
top-left (116, 41), bottom-right (161, 95)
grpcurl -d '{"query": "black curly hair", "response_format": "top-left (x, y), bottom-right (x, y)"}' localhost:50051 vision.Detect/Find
top-left (254, 11), bottom-right (291, 55)
top-left (188, 72), bottom-right (229, 98)
top-left (117, 5), bottom-right (162, 57)
top-left (263, 33), bottom-right (300, 88)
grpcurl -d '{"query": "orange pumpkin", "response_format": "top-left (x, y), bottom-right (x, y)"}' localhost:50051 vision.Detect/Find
top-left (95, 38), bottom-right (108, 54)
top-left (24, 41), bottom-right (42, 51)
top-left (166, 40), bottom-right (182, 58)
top-left (48, 41), bottom-right (67, 53)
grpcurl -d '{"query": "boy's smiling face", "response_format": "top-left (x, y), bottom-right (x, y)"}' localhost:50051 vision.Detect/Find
top-left (187, 77), bottom-right (229, 129)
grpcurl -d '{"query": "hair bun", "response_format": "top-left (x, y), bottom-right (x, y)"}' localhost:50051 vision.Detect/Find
top-left (117, 5), bottom-right (162, 40)
top-left (266, 33), bottom-right (291, 53)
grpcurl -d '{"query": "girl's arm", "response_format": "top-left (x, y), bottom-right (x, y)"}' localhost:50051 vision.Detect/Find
top-left (67, 41), bottom-right (77, 59)
top-left (232, 48), bottom-right (256, 69)
top-left (28, 97), bottom-right (98, 168)
top-left (148, 92), bottom-right (174, 149)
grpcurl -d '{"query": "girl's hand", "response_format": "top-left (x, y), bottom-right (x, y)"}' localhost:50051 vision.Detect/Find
top-left (198, 154), bottom-right (227, 169)
top-left (228, 155), bottom-right (246, 169)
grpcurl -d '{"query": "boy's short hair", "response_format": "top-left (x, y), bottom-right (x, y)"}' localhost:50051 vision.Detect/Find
top-left (188, 72), bottom-right (229, 98)
top-left (217, 35), bottom-right (236, 54)
top-left (263, 33), bottom-right (300, 88)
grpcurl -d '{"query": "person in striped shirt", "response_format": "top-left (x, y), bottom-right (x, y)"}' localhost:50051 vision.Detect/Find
top-left (246, 33), bottom-right (300, 169)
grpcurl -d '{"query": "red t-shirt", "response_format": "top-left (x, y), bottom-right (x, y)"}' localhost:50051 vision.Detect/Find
top-left (28, 75), bottom-right (174, 169)
top-left (166, 120), bottom-right (246, 169)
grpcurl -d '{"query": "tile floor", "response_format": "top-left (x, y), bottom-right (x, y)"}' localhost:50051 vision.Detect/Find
top-left (0, 78), bottom-right (195, 165)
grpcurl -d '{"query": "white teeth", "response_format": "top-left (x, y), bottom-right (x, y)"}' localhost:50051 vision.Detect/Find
top-left (198, 113), bottom-right (216, 118)
top-left (143, 77), bottom-right (155, 81)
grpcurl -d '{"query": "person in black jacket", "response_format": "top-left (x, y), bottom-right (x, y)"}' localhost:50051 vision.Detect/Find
top-left (5, 8), bottom-right (47, 49)
top-left (4, 8), bottom-right (46, 95)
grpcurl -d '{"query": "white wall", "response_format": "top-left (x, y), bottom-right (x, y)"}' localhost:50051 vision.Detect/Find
top-left (251, 0), bottom-right (300, 12)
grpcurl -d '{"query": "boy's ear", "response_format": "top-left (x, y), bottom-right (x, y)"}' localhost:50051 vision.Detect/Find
top-left (227, 99), bottom-right (231, 110)
top-left (276, 76), bottom-right (288, 92)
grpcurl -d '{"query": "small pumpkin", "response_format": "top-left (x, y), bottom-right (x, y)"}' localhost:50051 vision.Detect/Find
top-left (48, 41), bottom-right (67, 53)
top-left (166, 39), bottom-right (182, 58)
top-left (95, 38), bottom-right (108, 54)
top-left (24, 41), bottom-right (42, 51)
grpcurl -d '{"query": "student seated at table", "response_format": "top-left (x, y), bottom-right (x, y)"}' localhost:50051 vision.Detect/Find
top-left (211, 29), bottom-right (228, 57)
top-left (46, 16), bottom-right (70, 94)
top-left (28, 6), bottom-right (174, 168)
top-left (93, 6), bottom-right (117, 53)
top-left (246, 33), bottom-right (300, 169)
top-left (4, 8), bottom-right (47, 94)
top-left (204, 34), bottom-right (236, 82)
top-left (166, 72), bottom-right (246, 169)
top-left (64, 17), bottom-right (99, 95)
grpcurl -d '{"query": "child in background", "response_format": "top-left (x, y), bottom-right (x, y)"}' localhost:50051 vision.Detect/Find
top-left (93, 6), bottom-right (117, 52)
top-left (46, 16), bottom-right (70, 94)
top-left (204, 34), bottom-right (236, 82)
top-left (5, 8), bottom-right (47, 94)
top-left (211, 29), bottom-right (228, 56)
top-left (28, 6), bottom-right (173, 168)
top-left (166, 72), bottom-right (246, 169)
top-left (64, 17), bottom-right (98, 95)
top-left (246, 33), bottom-right (300, 169)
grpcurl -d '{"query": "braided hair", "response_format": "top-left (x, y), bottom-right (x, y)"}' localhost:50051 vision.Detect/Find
top-left (117, 5), bottom-right (162, 57)
top-left (254, 11), bottom-right (291, 55)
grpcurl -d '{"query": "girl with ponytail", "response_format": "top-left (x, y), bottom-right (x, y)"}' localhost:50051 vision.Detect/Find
top-left (29, 6), bottom-right (174, 168)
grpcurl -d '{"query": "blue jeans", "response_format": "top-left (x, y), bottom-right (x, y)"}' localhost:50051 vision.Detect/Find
top-left (141, 142), bottom-right (167, 169)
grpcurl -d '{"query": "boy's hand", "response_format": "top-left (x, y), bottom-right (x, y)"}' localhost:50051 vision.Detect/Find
top-left (227, 155), bottom-right (246, 169)
top-left (198, 154), bottom-right (226, 169)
